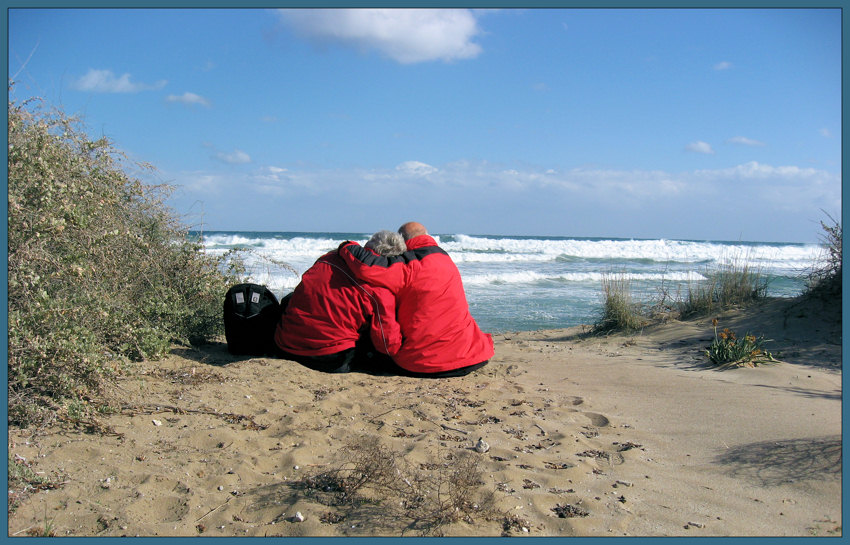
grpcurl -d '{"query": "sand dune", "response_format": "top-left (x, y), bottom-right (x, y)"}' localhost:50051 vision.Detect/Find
top-left (8, 296), bottom-right (841, 537)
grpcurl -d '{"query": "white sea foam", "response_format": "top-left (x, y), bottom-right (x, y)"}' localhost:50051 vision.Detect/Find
top-left (203, 232), bottom-right (819, 269)
top-left (203, 233), bottom-right (364, 257)
top-left (441, 234), bottom-right (819, 269)
top-left (462, 270), bottom-right (707, 286)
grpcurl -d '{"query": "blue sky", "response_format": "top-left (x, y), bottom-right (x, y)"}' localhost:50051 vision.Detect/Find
top-left (8, 8), bottom-right (842, 242)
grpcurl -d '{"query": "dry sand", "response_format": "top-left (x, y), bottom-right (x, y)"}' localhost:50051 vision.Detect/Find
top-left (8, 296), bottom-right (841, 537)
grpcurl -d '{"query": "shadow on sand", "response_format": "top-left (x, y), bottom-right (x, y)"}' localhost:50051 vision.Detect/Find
top-left (714, 435), bottom-right (842, 487)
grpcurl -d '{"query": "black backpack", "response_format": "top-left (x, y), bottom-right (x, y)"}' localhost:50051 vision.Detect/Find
top-left (223, 283), bottom-right (281, 356)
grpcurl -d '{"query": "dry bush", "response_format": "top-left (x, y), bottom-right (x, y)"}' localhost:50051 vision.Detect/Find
top-left (806, 212), bottom-right (841, 301)
top-left (298, 436), bottom-right (497, 536)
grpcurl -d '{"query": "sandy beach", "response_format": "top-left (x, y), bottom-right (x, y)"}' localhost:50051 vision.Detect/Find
top-left (7, 295), bottom-right (841, 537)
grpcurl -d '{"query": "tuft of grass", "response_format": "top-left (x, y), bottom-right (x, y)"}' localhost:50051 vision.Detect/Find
top-left (8, 90), bottom-right (244, 428)
top-left (680, 255), bottom-right (767, 318)
top-left (705, 319), bottom-right (775, 367)
top-left (593, 271), bottom-right (648, 333)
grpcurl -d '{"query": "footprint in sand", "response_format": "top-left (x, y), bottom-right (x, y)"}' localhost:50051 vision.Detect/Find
top-left (580, 411), bottom-right (610, 427)
top-left (125, 493), bottom-right (190, 524)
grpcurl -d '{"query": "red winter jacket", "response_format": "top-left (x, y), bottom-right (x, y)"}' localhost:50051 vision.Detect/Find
top-left (274, 251), bottom-right (400, 357)
top-left (338, 235), bottom-right (494, 374)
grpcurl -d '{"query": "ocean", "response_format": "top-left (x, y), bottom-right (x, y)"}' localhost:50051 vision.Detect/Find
top-left (199, 231), bottom-right (823, 334)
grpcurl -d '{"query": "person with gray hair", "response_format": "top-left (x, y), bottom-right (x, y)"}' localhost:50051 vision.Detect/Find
top-left (273, 230), bottom-right (404, 373)
top-left (365, 229), bottom-right (406, 257)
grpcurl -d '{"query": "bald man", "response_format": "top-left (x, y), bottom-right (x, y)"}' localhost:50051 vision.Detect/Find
top-left (399, 221), bottom-right (427, 239)
top-left (337, 222), bottom-right (494, 377)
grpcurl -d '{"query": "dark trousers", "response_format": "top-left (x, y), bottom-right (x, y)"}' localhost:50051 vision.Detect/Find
top-left (274, 345), bottom-right (359, 374)
top-left (275, 341), bottom-right (488, 378)
top-left (365, 356), bottom-right (489, 378)
top-left (274, 293), bottom-right (488, 377)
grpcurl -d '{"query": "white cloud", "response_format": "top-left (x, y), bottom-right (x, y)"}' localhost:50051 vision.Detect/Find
top-left (166, 92), bottom-right (211, 107)
top-left (396, 160), bottom-right (438, 176)
top-left (695, 161), bottom-right (826, 181)
top-left (168, 159), bottom-right (839, 238)
top-left (685, 141), bottom-right (715, 154)
top-left (253, 165), bottom-right (288, 182)
top-left (185, 160), bottom-right (837, 202)
top-left (73, 69), bottom-right (166, 93)
top-left (820, 128), bottom-right (833, 138)
top-left (278, 8), bottom-right (483, 64)
top-left (691, 161), bottom-right (840, 214)
top-left (214, 149), bottom-right (252, 165)
top-left (179, 172), bottom-right (220, 193)
top-left (713, 61), bottom-right (732, 70)
top-left (727, 136), bottom-right (765, 147)
top-left (166, 158), bottom-right (839, 241)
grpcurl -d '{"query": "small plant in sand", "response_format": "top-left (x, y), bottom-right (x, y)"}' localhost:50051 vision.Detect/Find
top-left (705, 319), bottom-right (775, 367)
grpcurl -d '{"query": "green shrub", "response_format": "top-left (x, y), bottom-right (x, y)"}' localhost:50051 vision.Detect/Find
top-left (680, 255), bottom-right (767, 317)
top-left (594, 271), bottom-right (647, 332)
top-left (8, 92), bottom-right (244, 427)
top-left (705, 320), bottom-right (774, 367)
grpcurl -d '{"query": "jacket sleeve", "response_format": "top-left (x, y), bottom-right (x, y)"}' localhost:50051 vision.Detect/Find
top-left (337, 241), bottom-right (407, 293)
top-left (368, 287), bottom-right (402, 356)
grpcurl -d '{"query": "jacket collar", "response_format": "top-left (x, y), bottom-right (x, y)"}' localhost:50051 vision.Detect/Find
top-left (405, 234), bottom-right (437, 250)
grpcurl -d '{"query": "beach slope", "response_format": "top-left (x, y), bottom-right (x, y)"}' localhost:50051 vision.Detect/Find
top-left (8, 296), bottom-right (841, 537)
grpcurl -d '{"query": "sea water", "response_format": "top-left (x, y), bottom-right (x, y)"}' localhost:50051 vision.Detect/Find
top-left (199, 231), bottom-right (823, 334)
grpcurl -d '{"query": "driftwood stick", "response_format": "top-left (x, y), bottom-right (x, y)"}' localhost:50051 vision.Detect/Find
top-left (195, 496), bottom-right (232, 522)
top-left (120, 404), bottom-right (266, 430)
top-left (440, 423), bottom-right (469, 435)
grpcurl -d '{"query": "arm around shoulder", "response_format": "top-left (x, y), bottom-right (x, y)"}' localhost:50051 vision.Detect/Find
top-left (338, 240), bottom-right (406, 292)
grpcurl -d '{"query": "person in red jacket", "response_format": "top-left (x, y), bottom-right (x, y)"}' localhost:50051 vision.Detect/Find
top-left (338, 221), bottom-right (494, 377)
top-left (274, 230), bottom-right (404, 373)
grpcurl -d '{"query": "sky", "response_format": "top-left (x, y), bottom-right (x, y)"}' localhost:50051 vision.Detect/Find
top-left (7, 7), bottom-right (843, 243)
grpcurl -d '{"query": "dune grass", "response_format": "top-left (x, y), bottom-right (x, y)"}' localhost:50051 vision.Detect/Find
top-left (678, 254), bottom-right (768, 318)
top-left (594, 216), bottom-right (842, 336)
top-left (594, 254), bottom-right (769, 333)
top-left (593, 271), bottom-right (648, 333)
